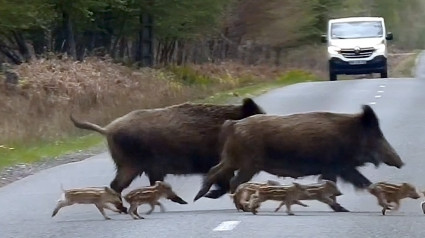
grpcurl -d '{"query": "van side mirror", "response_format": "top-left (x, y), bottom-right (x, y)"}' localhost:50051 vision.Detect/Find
top-left (386, 32), bottom-right (393, 40)
top-left (321, 34), bottom-right (327, 43)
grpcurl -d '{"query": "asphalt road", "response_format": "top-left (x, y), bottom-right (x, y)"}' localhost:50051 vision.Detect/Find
top-left (2, 57), bottom-right (425, 238)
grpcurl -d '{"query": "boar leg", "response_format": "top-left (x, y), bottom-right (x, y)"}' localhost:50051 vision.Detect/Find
top-left (275, 201), bottom-right (285, 212)
top-left (157, 201), bottom-right (166, 213)
top-left (51, 200), bottom-right (70, 217)
top-left (276, 200), bottom-right (308, 213)
top-left (249, 195), bottom-right (261, 215)
top-left (285, 201), bottom-right (295, 215)
top-left (103, 203), bottom-right (123, 213)
top-left (204, 171), bottom-right (233, 199)
top-left (147, 172), bottom-right (165, 186)
top-left (110, 166), bottom-right (140, 193)
top-left (229, 169), bottom-right (256, 193)
top-left (146, 203), bottom-right (155, 215)
top-left (339, 168), bottom-right (372, 189)
top-left (204, 174), bottom-right (232, 199)
top-left (194, 162), bottom-right (235, 201)
top-left (95, 203), bottom-right (111, 220)
top-left (129, 204), bottom-right (144, 219)
top-left (293, 200), bottom-right (308, 207)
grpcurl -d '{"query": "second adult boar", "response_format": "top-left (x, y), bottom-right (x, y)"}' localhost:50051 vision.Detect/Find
top-left (70, 98), bottom-right (265, 202)
top-left (194, 105), bottom-right (404, 212)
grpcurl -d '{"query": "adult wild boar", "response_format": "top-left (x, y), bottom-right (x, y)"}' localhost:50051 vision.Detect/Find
top-left (70, 98), bottom-right (265, 203)
top-left (194, 105), bottom-right (404, 212)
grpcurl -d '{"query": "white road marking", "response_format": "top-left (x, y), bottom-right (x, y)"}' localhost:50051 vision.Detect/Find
top-left (377, 90), bottom-right (384, 93)
top-left (213, 221), bottom-right (241, 231)
top-left (375, 95), bottom-right (382, 98)
top-left (379, 85), bottom-right (386, 88)
top-left (369, 102), bottom-right (376, 105)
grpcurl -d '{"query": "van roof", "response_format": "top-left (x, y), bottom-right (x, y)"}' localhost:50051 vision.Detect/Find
top-left (329, 17), bottom-right (384, 24)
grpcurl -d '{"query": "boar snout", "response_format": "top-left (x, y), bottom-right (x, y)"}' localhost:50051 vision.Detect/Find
top-left (378, 140), bottom-right (404, 169)
top-left (411, 192), bottom-right (421, 199)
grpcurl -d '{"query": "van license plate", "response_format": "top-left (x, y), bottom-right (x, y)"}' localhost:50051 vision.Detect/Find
top-left (349, 60), bottom-right (367, 65)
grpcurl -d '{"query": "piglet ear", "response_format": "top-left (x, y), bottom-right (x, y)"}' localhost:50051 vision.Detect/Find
top-left (361, 105), bottom-right (379, 128)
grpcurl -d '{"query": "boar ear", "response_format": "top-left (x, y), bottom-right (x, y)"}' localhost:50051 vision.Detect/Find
top-left (242, 98), bottom-right (265, 116)
top-left (361, 105), bottom-right (379, 128)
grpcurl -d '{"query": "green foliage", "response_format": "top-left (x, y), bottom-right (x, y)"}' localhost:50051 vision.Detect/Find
top-left (276, 69), bottom-right (319, 83)
top-left (167, 65), bottom-right (212, 85)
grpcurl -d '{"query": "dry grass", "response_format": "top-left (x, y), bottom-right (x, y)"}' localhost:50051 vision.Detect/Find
top-left (0, 55), bottom-right (297, 145)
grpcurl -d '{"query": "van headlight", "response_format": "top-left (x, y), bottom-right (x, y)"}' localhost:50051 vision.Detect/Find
top-left (328, 46), bottom-right (341, 55)
top-left (374, 44), bottom-right (386, 53)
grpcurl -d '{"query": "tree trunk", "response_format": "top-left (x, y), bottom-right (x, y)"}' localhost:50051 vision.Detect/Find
top-left (63, 11), bottom-right (77, 60)
top-left (274, 46), bottom-right (282, 66)
top-left (12, 31), bottom-right (32, 62)
top-left (176, 40), bottom-right (185, 65)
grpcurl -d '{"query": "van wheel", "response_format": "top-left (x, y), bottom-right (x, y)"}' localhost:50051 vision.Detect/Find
top-left (330, 72), bottom-right (337, 81)
top-left (380, 69), bottom-right (388, 78)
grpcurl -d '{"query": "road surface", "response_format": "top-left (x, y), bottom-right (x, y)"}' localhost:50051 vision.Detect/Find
top-left (2, 55), bottom-right (425, 238)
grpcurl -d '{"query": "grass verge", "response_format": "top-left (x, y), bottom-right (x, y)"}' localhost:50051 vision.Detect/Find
top-left (389, 50), bottom-right (421, 78)
top-left (0, 70), bottom-right (321, 170)
top-left (0, 134), bottom-right (103, 169)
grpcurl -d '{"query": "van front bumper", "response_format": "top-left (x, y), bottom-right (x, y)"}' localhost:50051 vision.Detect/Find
top-left (329, 56), bottom-right (387, 75)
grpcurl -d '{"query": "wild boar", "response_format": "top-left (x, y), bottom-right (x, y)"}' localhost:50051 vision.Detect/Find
top-left (124, 181), bottom-right (187, 220)
top-left (70, 98), bottom-right (265, 203)
top-left (194, 105), bottom-right (404, 212)
top-left (368, 182), bottom-right (421, 215)
top-left (248, 182), bottom-right (312, 215)
top-left (51, 186), bottom-right (127, 220)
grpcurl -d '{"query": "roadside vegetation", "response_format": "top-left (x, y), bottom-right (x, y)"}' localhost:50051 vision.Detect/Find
top-left (0, 0), bottom-right (424, 170)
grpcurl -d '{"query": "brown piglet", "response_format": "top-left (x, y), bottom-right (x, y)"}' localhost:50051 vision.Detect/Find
top-left (51, 185), bottom-right (127, 220)
top-left (248, 182), bottom-right (311, 215)
top-left (368, 182), bottom-right (421, 215)
top-left (123, 181), bottom-right (187, 220)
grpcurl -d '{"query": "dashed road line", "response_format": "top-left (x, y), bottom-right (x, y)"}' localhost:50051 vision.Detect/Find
top-left (370, 84), bottom-right (386, 105)
top-left (213, 221), bottom-right (241, 231)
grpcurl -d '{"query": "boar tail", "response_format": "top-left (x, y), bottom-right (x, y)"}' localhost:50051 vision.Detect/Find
top-left (70, 114), bottom-right (107, 135)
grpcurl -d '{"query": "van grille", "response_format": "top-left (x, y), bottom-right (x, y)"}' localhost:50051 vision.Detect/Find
top-left (340, 47), bottom-right (375, 58)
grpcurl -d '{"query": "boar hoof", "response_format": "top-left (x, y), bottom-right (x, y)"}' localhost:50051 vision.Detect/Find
top-left (204, 189), bottom-right (226, 199)
top-left (330, 204), bottom-right (350, 212)
top-left (170, 196), bottom-right (188, 204)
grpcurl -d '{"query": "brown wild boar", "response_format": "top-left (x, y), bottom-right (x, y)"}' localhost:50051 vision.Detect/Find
top-left (274, 179), bottom-right (343, 212)
top-left (248, 182), bottom-right (311, 215)
top-left (51, 186), bottom-right (127, 220)
top-left (124, 181), bottom-right (187, 220)
top-left (230, 180), bottom-right (281, 212)
top-left (194, 105), bottom-right (404, 212)
top-left (368, 182), bottom-right (421, 215)
top-left (70, 98), bottom-right (265, 203)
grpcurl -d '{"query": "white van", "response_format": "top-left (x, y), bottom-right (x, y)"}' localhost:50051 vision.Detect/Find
top-left (321, 17), bottom-right (393, 81)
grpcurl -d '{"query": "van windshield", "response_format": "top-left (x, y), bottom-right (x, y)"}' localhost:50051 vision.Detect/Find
top-left (330, 21), bottom-right (383, 39)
